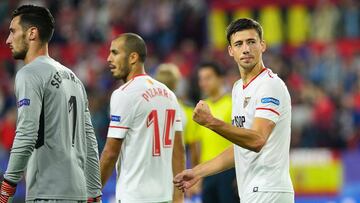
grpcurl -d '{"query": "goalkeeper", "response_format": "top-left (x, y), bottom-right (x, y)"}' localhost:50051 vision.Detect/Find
top-left (1, 5), bottom-right (101, 203)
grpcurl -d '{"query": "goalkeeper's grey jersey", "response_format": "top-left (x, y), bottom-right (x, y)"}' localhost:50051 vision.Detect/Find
top-left (4, 56), bottom-right (101, 201)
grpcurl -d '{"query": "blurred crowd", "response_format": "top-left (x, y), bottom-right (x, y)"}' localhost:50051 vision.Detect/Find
top-left (1, 0), bottom-right (360, 157)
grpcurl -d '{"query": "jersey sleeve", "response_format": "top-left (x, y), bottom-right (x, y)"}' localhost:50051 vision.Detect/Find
top-left (174, 99), bottom-right (183, 132)
top-left (4, 68), bottom-right (44, 184)
top-left (107, 90), bottom-right (134, 139)
top-left (82, 85), bottom-right (102, 198)
top-left (254, 80), bottom-right (282, 123)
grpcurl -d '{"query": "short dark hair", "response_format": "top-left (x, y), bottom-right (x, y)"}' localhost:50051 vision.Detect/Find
top-left (198, 61), bottom-right (225, 77)
top-left (226, 18), bottom-right (263, 44)
top-left (12, 5), bottom-right (55, 43)
top-left (122, 33), bottom-right (147, 63)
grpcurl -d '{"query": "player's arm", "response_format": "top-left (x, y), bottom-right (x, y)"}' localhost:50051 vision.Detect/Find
top-left (82, 87), bottom-right (102, 202)
top-left (173, 145), bottom-right (234, 191)
top-left (193, 100), bottom-right (275, 152)
top-left (172, 131), bottom-right (185, 203)
top-left (1, 69), bottom-right (43, 200)
top-left (194, 82), bottom-right (283, 153)
top-left (100, 90), bottom-right (130, 188)
top-left (100, 138), bottom-right (123, 187)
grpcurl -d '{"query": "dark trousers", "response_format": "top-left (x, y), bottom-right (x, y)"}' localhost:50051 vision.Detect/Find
top-left (201, 168), bottom-right (239, 203)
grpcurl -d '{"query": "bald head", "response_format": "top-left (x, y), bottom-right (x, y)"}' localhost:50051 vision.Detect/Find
top-left (115, 33), bottom-right (147, 63)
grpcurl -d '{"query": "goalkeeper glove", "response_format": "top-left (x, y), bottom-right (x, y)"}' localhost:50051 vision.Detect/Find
top-left (0, 179), bottom-right (16, 203)
top-left (87, 195), bottom-right (101, 203)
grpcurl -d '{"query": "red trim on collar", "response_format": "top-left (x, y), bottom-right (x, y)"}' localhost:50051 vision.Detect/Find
top-left (121, 74), bottom-right (148, 91)
top-left (243, 68), bottom-right (267, 89)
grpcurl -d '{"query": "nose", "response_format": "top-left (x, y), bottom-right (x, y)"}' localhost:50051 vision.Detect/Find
top-left (242, 43), bottom-right (250, 54)
top-left (5, 35), bottom-right (11, 45)
top-left (107, 54), bottom-right (111, 63)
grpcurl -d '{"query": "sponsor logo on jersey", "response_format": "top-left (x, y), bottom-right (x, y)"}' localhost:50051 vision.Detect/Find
top-left (232, 115), bottom-right (245, 127)
top-left (261, 97), bottom-right (280, 106)
top-left (111, 115), bottom-right (121, 122)
top-left (17, 98), bottom-right (30, 108)
top-left (243, 97), bottom-right (251, 108)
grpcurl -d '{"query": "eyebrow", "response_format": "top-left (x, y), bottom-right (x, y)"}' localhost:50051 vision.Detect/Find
top-left (233, 38), bottom-right (257, 44)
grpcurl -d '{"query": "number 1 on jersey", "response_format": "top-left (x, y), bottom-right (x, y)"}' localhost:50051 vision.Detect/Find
top-left (147, 109), bottom-right (175, 156)
top-left (68, 96), bottom-right (77, 147)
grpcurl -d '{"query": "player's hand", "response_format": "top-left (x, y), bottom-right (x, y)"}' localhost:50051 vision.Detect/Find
top-left (0, 179), bottom-right (16, 203)
top-left (185, 179), bottom-right (201, 198)
top-left (193, 100), bottom-right (213, 127)
top-left (87, 195), bottom-right (101, 203)
top-left (173, 169), bottom-right (200, 192)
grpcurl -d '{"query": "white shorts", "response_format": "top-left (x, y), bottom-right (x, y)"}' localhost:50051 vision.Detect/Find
top-left (241, 192), bottom-right (294, 203)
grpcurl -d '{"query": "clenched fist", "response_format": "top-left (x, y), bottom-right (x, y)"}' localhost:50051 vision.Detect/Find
top-left (193, 100), bottom-right (213, 127)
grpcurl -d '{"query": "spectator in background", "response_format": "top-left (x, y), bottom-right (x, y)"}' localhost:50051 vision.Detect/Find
top-left (311, 0), bottom-right (340, 43)
top-left (311, 86), bottom-right (340, 147)
top-left (188, 62), bottom-right (238, 203)
top-left (349, 80), bottom-right (360, 148)
top-left (339, 0), bottom-right (360, 38)
top-left (0, 107), bottom-right (16, 151)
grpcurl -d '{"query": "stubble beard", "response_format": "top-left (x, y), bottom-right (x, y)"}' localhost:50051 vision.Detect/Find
top-left (114, 64), bottom-right (131, 83)
top-left (240, 61), bottom-right (258, 73)
top-left (12, 34), bottom-right (28, 60)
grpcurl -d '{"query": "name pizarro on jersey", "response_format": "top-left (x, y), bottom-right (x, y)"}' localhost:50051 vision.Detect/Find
top-left (142, 87), bottom-right (172, 102)
top-left (232, 115), bottom-right (245, 128)
top-left (51, 70), bottom-right (79, 88)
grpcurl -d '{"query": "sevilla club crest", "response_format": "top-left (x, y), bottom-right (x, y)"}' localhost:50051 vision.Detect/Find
top-left (244, 97), bottom-right (251, 108)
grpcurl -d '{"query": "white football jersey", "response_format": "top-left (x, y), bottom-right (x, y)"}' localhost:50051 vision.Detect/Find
top-left (107, 74), bottom-right (183, 203)
top-left (231, 68), bottom-right (294, 198)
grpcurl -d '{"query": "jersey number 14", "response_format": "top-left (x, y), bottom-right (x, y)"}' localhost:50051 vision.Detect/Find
top-left (147, 109), bottom-right (175, 156)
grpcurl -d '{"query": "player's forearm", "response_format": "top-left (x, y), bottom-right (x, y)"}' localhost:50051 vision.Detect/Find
top-left (193, 146), bottom-right (234, 178)
top-left (4, 133), bottom-right (36, 183)
top-left (205, 117), bottom-right (265, 152)
top-left (99, 150), bottom-right (117, 188)
top-left (100, 138), bottom-right (122, 188)
top-left (172, 132), bottom-right (185, 202)
top-left (172, 133), bottom-right (186, 176)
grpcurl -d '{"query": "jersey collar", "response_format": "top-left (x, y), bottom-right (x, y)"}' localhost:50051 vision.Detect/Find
top-left (242, 68), bottom-right (267, 89)
top-left (131, 73), bottom-right (147, 79)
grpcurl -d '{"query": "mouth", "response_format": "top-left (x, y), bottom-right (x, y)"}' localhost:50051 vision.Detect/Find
top-left (240, 56), bottom-right (253, 60)
top-left (109, 64), bottom-right (116, 70)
